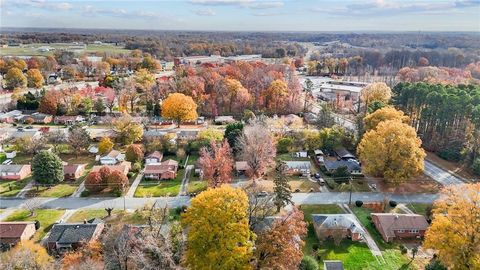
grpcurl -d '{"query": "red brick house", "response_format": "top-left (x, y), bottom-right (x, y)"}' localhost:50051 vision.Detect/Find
top-left (63, 164), bottom-right (86, 181)
top-left (371, 213), bottom-right (429, 242)
top-left (0, 221), bottom-right (37, 247)
top-left (0, 165), bottom-right (31, 180)
top-left (144, 159), bottom-right (179, 180)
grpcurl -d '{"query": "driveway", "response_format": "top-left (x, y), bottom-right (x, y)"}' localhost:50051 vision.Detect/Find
top-left (178, 165), bottom-right (193, 196)
top-left (125, 171), bottom-right (144, 198)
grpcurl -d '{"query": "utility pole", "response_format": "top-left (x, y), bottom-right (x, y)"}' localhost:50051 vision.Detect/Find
top-left (348, 176), bottom-right (353, 205)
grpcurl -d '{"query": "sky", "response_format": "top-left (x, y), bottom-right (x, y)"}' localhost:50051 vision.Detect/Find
top-left (1, 0), bottom-right (479, 32)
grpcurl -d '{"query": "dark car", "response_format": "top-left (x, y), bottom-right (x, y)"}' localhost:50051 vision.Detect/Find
top-left (318, 178), bottom-right (326, 186)
top-left (25, 126), bottom-right (34, 129)
top-left (314, 173), bottom-right (321, 179)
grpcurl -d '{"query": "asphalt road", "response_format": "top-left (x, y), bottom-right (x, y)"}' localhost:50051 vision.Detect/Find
top-left (424, 160), bottom-right (465, 185)
top-left (0, 192), bottom-right (440, 211)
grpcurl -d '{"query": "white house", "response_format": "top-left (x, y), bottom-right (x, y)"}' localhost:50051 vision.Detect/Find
top-left (99, 150), bottom-right (125, 165)
top-left (295, 151), bottom-right (308, 158)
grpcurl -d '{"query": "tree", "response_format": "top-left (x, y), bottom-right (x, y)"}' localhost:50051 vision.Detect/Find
top-left (69, 125), bottom-right (91, 157)
top-left (114, 115), bottom-right (144, 145)
top-left (26, 69), bottom-right (44, 88)
top-left (45, 130), bottom-right (67, 153)
top-left (107, 170), bottom-right (129, 192)
top-left (32, 150), bottom-right (64, 184)
top-left (361, 82), bottom-right (392, 111)
top-left (38, 90), bottom-right (58, 115)
top-left (255, 208), bottom-right (307, 270)
top-left (62, 240), bottom-right (103, 270)
top-left (299, 256), bottom-right (318, 270)
top-left (264, 79), bottom-right (288, 113)
top-left (5, 67), bottom-right (27, 89)
top-left (95, 97), bottom-right (106, 115)
top-left (238, 120), bottom-right (276, 179)
top-left (134, 68), bottom-right (156, 91)
top-left (182, 185), bottom-right (253, 270)
top-left (198, 140), bottom-right (234, 188)
top-left (242, 182), bottom-right (276, 231)
top-left (273, 162), bottom-right (292, 212)
top-left (125, 144), bottom-right (144, 163)
top-left (277, 137), bottom-right (293, 154)
top-left (224, 122), bottom-right (244, 153)
top-left (424, 183), bottom-right (480, 270)
top-left (198, 128), bottom-right (224, 143)
top-left (85, 171), bottom-right (104, 192)
top-left (161, 93), bottom-right (198, 127)
top-left (363, 107), bottom-right (409, 131)
top-left (357, 120), bottom-right (425, 184)
top-left (98, 137), bottom-right (114, 155)
top-left (0, 240), bottom-right (53, 270)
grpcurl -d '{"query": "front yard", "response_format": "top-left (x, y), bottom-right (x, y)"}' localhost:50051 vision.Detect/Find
top-left (0, 178), bottom-right (30, 197)
top-left (26, 183), bottom-right (78, 197)
top-left (134, 168), bottom-right (185, 197)
top-left (3, 209), bottom-right (65, 241)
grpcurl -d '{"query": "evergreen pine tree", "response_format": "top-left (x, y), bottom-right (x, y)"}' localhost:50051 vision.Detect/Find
top-left (273, 161), bottom-right (292, 212)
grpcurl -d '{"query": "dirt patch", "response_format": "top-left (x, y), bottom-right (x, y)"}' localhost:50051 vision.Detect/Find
top-left (368, 173), bottom-right (441, 194)
top-left (426, 152), bottom-right (478, 181)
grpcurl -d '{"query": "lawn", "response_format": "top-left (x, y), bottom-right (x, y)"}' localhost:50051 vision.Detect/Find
top-left (299, 204), bottom-right (345, 222)
top-left (0, 43), bottom-right (130, 56)
top-left (324, 176), bottom-right (371, 192)
top-left (4, 209), bottom-right (65, 241)
top-left (0, 178), bottom-right (30, 197)
top-left (290, 180), bottom-right (321, 192)
top-left (187, 154), bottom-right (199, 166)
top-left (277, 153), bottom-right (311, 161)
top-left (12, 154), bottom-right (33, 164)
top-left (187, 178), bottom-right (208, 194)
top-left (134, 168), bottom-right (185, 197)
top-left (66, 209), bottom-right (183, 225)
top-left (27, 184), bottom-right (78, 197)
top-left (349, 206), bottom-right (396, 250)
top-left (406, 203), bottom-right (431, 217)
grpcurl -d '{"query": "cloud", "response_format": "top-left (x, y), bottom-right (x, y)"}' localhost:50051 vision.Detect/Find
top-left (190, 0), bottom-right (283, 9)
top-left (195, 9), bottom-right (216, 16)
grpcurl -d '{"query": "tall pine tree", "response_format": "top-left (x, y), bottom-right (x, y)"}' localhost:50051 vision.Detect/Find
top-left (273, 161), bottom-right (293, 212)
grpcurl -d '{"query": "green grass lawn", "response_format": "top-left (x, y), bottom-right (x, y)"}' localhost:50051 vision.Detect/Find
top-left (0, 43), bottom-right (130, 56)
top-left (277, 153), bottom-right (311, 161)
top-left (299, 204), bottom-right (345, 223)
top-left (4, 209), bottom-right (65, 241)
top-left (134, 168), bottom-right (185, 197)
top-left (0, 178), bottom-right (30, 197)
top-left (12, 154), bottom-right (32, 164)
top-left (349, 206), bottom-right (396, 250)
top-left (68, 208), bottom-right (182, 224)
top-left (187, 154), bottom-right (199, 166)
top-left (27, 183), bottom-right (78, 197)
top-left (187, 179), bottom-right (208, 194)
top-left (406, 203), bottom-right (431, 217)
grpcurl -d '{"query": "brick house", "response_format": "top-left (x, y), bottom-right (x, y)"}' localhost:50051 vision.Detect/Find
top-left (145, 151), bottom-right (163, 165)
top-left (54, 115), bottom-right (85, 125)
top-left (144, 159), bottom-right (179, 180)
top-left (371, 213), bottom-right (429, 242)
top-left (0, 165), bottom-right (31, 180)
top-left (91, 161), bottom-right (131, 176)
top-left (312, 214), bottom-right (365, 242)
top-left (0, 221), bottom-right (37, 248)
top-left (63, 164), bottom-right (86, 181)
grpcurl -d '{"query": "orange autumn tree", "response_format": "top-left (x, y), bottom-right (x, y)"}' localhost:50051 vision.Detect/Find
top-left (255, 207), bottom-right (307, 269)
top-left (161, 93), bottom-right (198, 127)
top-left (424, 183), bottom-right (480, 270)
top-left (0, 240), bottom-right (53, 269)
top-left (363, 107), bottom-right (409, 131)
top-left (198, 140), bottom-right (234, 188)
top-left (39, 90), bottom-right (58, 115)
top-left (62, 240), bottom-right (103, 270)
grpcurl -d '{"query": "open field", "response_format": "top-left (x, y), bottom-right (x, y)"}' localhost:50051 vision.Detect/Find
top-left (1, 43), bottom-right (131, 56)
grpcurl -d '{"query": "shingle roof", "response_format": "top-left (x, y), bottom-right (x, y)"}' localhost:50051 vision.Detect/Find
top-left (371, 213), bottom-right (429, 238)
top-left (63, 164), bottom-right (85, 175)
top-left (312, 214), bottom-right (365, 235)
top-left (0, 165), bottom-right (30, 173)
top-left (47, 223), bottom-right (102, 244)
top-left (333, 147), bottom-right (356, 159)
top-left (324, 159), bottom-right (361, 173)
top-left (285, 161), bottom-right (311, 170)
top-left (147, 151), bottom-right (163, 160)
top-left (0, 222), bottom-right (35, 238)
top-left (324, 260), bottom-right (344, 270)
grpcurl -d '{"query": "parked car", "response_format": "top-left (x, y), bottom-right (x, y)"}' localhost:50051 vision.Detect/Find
top-left (257, 191), bottom-right (268, 197)
top-left (318, 178), bottom-right (325, 186)
top-left (314, 173), bottom-right (321, 179)
top-left (25, 126), bottom-right (33, 129)
top-left (2, 159), bottom-right (12, 165)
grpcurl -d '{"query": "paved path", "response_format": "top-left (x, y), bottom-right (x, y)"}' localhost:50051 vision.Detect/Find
top-left (16, 180), bottom-right (34, 198)
top-left (0, 192), bottom-right (440, 211)
top-left (125, 171), bottom-right (144, 198)
top-left (397, 203), bottom-right (414, 214)
top-left (178, 165), bottom-right (194, 196)
top-left (424, 160), bottom-right (464, 186)
top-left (70, 181), bottom-right (86, 198)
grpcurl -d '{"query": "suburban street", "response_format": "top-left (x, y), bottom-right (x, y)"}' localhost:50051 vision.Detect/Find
top-left (424, 160), bottom-right (466, 185)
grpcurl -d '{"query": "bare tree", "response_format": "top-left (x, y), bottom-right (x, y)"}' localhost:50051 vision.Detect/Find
top-left (45, 129), bottom-right (67, 153)
top-left (23, 198), bottom-right (42, 217)
top-left (237, 120), bottom-right (276, 180)
top-left (243, 182), bottom-right (276, 232)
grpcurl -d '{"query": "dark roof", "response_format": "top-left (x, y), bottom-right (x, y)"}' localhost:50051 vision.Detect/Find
top-left (324, 159), bottom-right (361, 173)
top-left (333, 147), bottom-right (355, 159)
top-left (324, 260), bottom-right (344, 270)
top-left (47, 223), bottom-right (102, 245)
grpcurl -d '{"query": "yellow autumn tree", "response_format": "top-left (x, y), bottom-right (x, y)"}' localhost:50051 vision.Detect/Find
top-left (26, 68), bottom-right (45, 88)
top-left (265, 79), bottom-right (288, 113)
top-left (357, 120), bottom-right (425, 184)
top-left (424, 183), bottom-right (480, 270)
top-left (361, 82), bottom-right (392, 109)
top-left (182, 185), bottom-right (254, 270)
top-left (98, 137), bottom-right (114, 155)
top-left (363, 107), bottom-right (409, 131)
top-left (0, 240), bottom-right (53, 269)
top-left (161, 93), bottom-right (198, 127)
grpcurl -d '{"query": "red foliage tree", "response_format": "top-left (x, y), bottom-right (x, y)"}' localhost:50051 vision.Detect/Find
top-left (85, 172), bottom-right (104, 192)
top-left (38, 91), bottom-right (58, 115)
top-left (125, 144), bottom-right (144, 163)
top-left (198, 140), bottom-right (234, 188)
top-left (107, 170), bottom-right (129, 191)
top-left (98, 166), bottom-right (112, 182)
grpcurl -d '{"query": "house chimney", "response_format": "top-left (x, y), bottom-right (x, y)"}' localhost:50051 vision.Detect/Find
top-left (394, 215), bottom-right (399, 219)
top-left (83, 219), bottom-right (87, 224)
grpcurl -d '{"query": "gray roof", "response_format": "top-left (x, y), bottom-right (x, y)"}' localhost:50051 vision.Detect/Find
top-left (324, 260), bottom-right (344, 270)
top-left (334, 147), bottom-right (356, 159)
top-left (284, 161), bottom-right (311, 170)
top-left (324, 159), bottom-right (361, 173)
top-left (0, 165), bottom-right (28, 173)
top-left (47, 223), bottom-right (102, 245)
top-left (312, 214), bottom-right (364, 235)
top-left (143, 130), bottom-right (168, 138)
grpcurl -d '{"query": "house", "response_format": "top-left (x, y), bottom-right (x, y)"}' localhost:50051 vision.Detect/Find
top-left (29, 112), bottom-right (53, 124)
top-left (0, 221), bottom-right (37, 247)
top-left (316, 81), bottom-right (368, 111)
top-left (312, 214), bottom-right (365, 242)
top-left (333, 147), bottom-right (356, 160)
top-left (214, 115), bottom-right (235, 125)
top-left (145, 151), bottom-right (163, 165)
top-left (88, 129), bottom-right (116, 141)
top-left (314, 149), bottom-right (325, 164)
top-left (371, 213), bottom-right (429, 242)
top-left (46, 220), bottom-right (104, 254)
top-left (47, 73), bottom-right (61, 84)
top-left (54, 115), bottom-right (85, 125)
top-left (235, 161), bottom-right (250, 176)
top-left (284, 161), bottom-right (311, 176)
top-left (0, 165), bottom-right (31, 180)
top-left (177, 130), bottom-right (199, 141)
top-left (143, 130), bottom-right (168, 139)
top-left (295, 151), bottom-right (308, 158)
top-left (0, 110), bottom-right (23, 123)
top-left (144, 159), bottom-right (179, 180)
top-left (323, 159), bottom-right (362, 176)
top-left (324, 261), bottom-right (345, 270)
top-left (91, 161), bottom-right (131, 176)
top-left (100, 150), bottom-right (125, 165)
top-left (63, 164), bottom-right (86, 181)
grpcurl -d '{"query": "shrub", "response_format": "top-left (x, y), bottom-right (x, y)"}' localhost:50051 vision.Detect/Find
top-left (34, 220), bottom-right (40, 230)
top-left (80, 190), bottom-right (90, 197)
top-left (299, 256), bottom-right (318, 270)
top-left (389, 200), bottom-right (398, 208)
top-left (437, 143), bottom-right (463, 162)
top-left (127, 172), bottom-right (134, 178)
top-left (399, 245), bottom-right (407, 254)
top-left (311, 243), bottom-right (319, 251)
top-left (471, 158), bottom-right (480, 176)
top-left (132, 162), bottom-right (142, 172)
top-left (355, 200), bottom-right (363, 207)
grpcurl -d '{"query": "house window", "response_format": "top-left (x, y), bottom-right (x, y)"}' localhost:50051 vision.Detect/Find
top-left (398, 229), bottom-right (405, 233)
top-left (410, 229), bottom-right (419, 233)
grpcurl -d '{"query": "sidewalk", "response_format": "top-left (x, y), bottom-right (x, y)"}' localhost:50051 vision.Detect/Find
top-left (178, 165), bottom-right (193, 196)
top-left (16, 180), bottom-right (34, 198)
top-left (125, 171), bottom-right (144, 198)
top-left (70, 181), bottom-right (86, 198)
